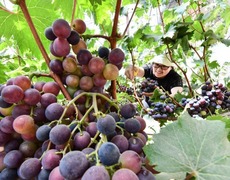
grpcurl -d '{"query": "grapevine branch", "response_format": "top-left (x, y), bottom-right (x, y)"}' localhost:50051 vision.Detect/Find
top-left (121, 0), bottom-right (140, 37)
top-left (18, 0), bottom-right (71, 100)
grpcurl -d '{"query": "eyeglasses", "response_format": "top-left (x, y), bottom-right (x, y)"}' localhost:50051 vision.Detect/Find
top-left (153, 63), bottom-right (170, 70)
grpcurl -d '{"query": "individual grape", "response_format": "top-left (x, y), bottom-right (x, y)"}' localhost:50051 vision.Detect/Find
top-left (72, 18), bottom-right (86, 34)
top-left (48, 166), bottom-right (64, 180)
top-left (137, 167), bottom-right (156, 180)
top-left (12, 103), bottom-right (31, 118)
top-left (45, 102), bottom-right (64, 121)
top-left (93, 73), bottom-right (107, 87)
top-left (23, 88), bottom-right (41, 106)
top-left (3, 150), bottom-right (24, 168)
top-left (124, 118), bottom-right (141, 134)
top-left (88, 57), bottom-right (106, 74)
top-left (18, 157), bottom-right (41, 179)
top-left (79, 76), bottom-right (94, 91)
top-left (103, 63), bottom-right (119, 80)
top-left (67, 30), bottom-right (80, 45)
top-left (13, 75), bottom-right (31, 91)
top-left (37, 168), bottom-right (51, 180)
top-left (108, 112), bottom-right (120, 122)
top-left (65, 74), bottom-right (80, 88)
top-left (13, 114), bottom-right (35, 134)
top-left (110, 134), bottom-right (129, 153)
top-left (52, 19), bottom-right (71, 38)
top-left (0, 130), bottom-right (11, 146)
top-left (41, 140), bottom-right (55, 152)
top-left (135, 132), bottom-right (147, 144)
top-left (81, 165), bottom-right (110, 180)
top-left (62, 56), bottom-right (78, 73)
top-left (33, 105), bottom-right (48, 124)
top-left (52, 37), bottom-right (70, 57)
top-left (33, 81), bottom-right (46, 92)
top-left (19, 140), bottom-right (37, 157)
top-left (128, 136), bottom-right (144, 154)
top-left (1, 85), bottom-right (24, 104)
top-left (108, 48), bottom-right (125, 65)
top-left (44, 26), bottom-right (57, 40)
top-left (49, 124), bottom-right (71, 145)
top-left (135, 116), bottom-right (146, 131)
top-left (59, 151), bottom-right (89, 179)
top-left (98, 46), bottom-right (110, 59)
top-left (77, 49), bottom-right (93, 65)
top-left (119, 150), bottom-right (142, 174)
top-left (41, 149), bottom-right (62, 170)
top-left (42, 82), bottom-right (60, 96)
top-left (0, 116), bottom-right (15, 134)
top-left (36, 124), bottom-right (51, 141)
top-left (49, 59), bottom-right (64, 75)
top-left (73, 131), bottom-right (91, 150)
top-left (85, 122), bottom-right (97, 137)
top-left (0, 167), bottom-right (18, 180)
top-left (80, 64), bottom-right (94, 76)
top-left (72, 39), bottom-right (87, 54)
top-left (112, 168), bottom-right (139, 180)
top-left (21, 128), bottom-right (37, 141)
top-left (0, 96), bottom-right (12, 108)
top-left (82, 147), bottom-right (95, 155)
top-left (4, 139), bottom-right (22, 153)
top-left (40, 93), bottom-right (57, 108)
top-left (98, 142), bottom-right (120, 166)
top-left (96, 114), bottom-right (116, 135)
top-left (73, 89), bottom-right (87, 104)
top-left (120, 103), bottom-right (136, 119)
top-left (50, 41), bottom-right (61, 57)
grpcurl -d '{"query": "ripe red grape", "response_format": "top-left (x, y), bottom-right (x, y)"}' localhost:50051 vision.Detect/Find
top-left (1, 85), bottom-right (24, 104)
top-left (88, 57), bottom-right (105, 74)
top-left (41, 149), bottom-right (62, 170)
top-left (112, 168), bottom-right (139, 180)
top-left (52, 37), bottom-right (70, 57)
top-left (108, 48), bottom-right (125, 65)
top-left (81, 165), bottom-right (110, 180)
top-left (52, 19), bottom-right (71, 38)
top-left (119, 150), bottom-right (142, 173)
top-left (13, 114), bottom-right (35, 134)
top-left (13, 75), bottom-right (31, 91)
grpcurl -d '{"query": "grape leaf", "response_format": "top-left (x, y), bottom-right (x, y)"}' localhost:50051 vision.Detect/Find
top-left (143, 111), bottom-right (230, 180)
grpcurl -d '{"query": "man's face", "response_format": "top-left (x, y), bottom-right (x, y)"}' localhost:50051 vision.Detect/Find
top-left (152, 63), bottom-right (171, 78)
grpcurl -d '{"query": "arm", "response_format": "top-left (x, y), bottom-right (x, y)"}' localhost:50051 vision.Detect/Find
top-left (124, 65), bottom-right (145, 80)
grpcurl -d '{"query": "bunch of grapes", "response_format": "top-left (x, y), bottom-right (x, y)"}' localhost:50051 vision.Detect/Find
top-left (0, 77), bottom-right (155, 178)
top-left (146, 95), bottom-right (177, 120)
top-left (138, 78), bottom-right (158, 94)
top-left (45, 18), bottom-right (125, 98)
top-left (180, 81), bottom-right (230, 118)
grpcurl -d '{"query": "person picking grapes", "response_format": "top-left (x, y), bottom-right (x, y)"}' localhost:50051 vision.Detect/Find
top-left (125, 54), bottom-right (183, 97)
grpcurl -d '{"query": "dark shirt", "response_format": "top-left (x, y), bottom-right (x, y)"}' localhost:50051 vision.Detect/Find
top-left (143, 64), bottom-right (183, 93)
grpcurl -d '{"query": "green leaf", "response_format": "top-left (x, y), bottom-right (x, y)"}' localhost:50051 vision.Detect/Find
top-left (143, 111), bottom-right (230, 179)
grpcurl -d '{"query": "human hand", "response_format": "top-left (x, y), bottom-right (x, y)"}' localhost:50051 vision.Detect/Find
top-left (124, 65), bottom-right (140, 80)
